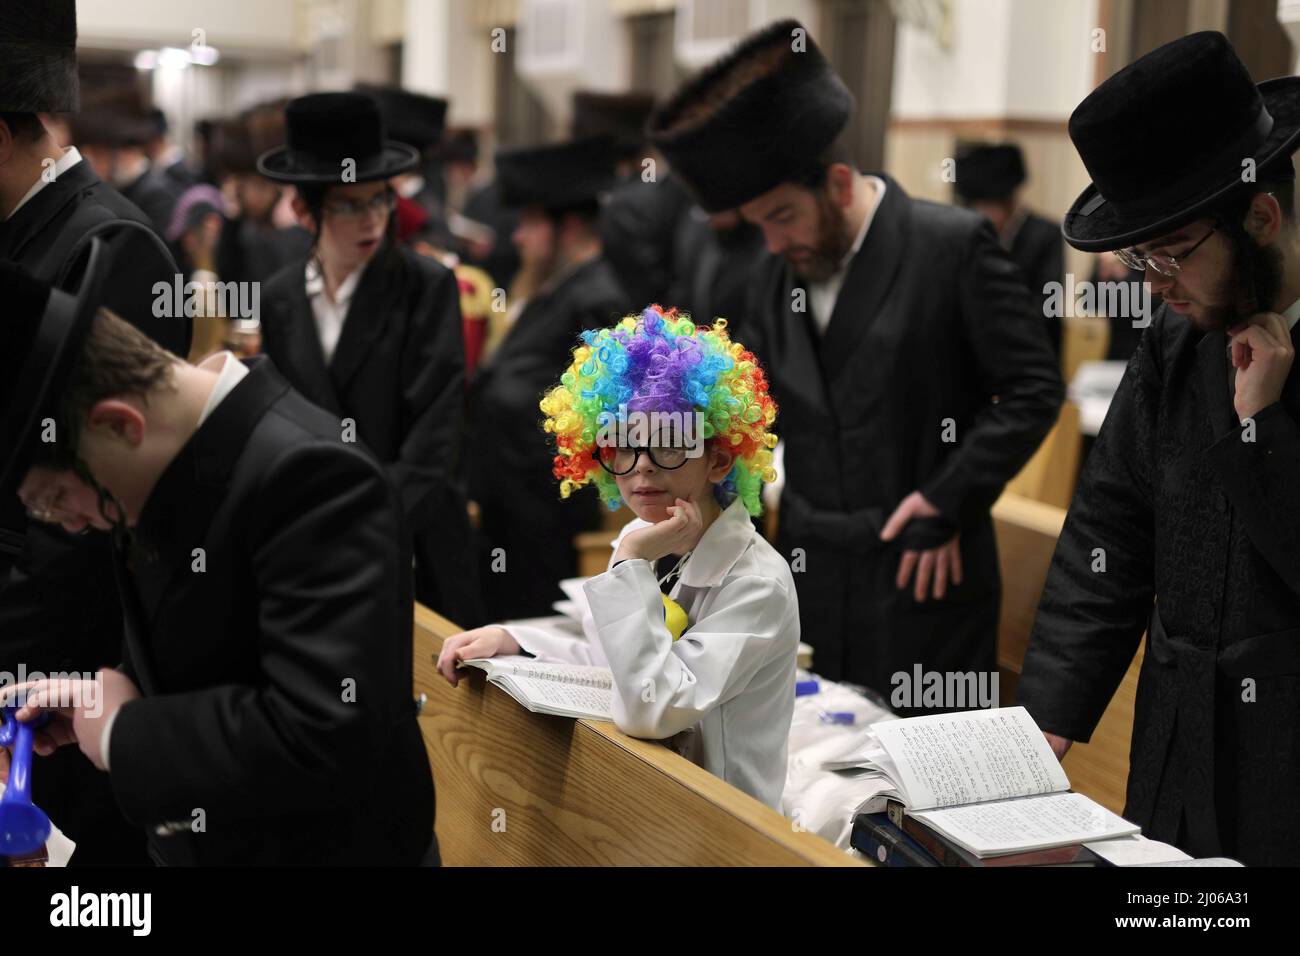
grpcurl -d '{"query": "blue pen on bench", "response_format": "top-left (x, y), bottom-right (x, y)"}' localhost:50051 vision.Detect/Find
top-left (818, 710), bottom-right (856, 726)
top-left (795, 679), bottom-right (819, 697)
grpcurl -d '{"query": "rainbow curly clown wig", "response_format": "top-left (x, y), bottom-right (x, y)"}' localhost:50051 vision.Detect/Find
top-left (540, 305), bottom-right (778, 515)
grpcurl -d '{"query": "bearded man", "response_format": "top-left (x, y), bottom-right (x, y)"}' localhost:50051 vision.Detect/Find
top-left (647, 19), bottom-right (1063, 708)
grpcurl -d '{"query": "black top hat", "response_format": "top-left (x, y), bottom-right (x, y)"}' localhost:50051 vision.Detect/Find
top-left (0, 0), bottom-right (79, 112)
top-left (0, 239), bottom-right (111, 497)
top-left (954, 143), bottom-right (1027, 202)
top-left (571, 90), bottom-right (656, 159)
top-left (356, 84), bottom-right (449, 152)
top-left (1064, 31), bottom-right (1300, 252)
top-left (495, 136), bottom-right (617, 210)
top-left (647, 19), bottom-right (854, 213)
top-left (256, 92), bottom-right (420, 185)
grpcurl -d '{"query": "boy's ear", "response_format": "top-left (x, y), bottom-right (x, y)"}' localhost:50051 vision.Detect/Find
top-left (87, 398), bottom-right (147, 448)
top-left (708, 445), bottom-right (736, 482)
top-left (1246, 191), bottom-right (1284, 246)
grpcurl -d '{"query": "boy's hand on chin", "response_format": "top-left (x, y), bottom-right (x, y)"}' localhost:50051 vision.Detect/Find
top-left (616, 497), bottom-right (704, 564)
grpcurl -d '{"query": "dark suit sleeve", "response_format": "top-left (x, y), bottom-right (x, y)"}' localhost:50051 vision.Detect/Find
top-left (919, 220), bottom-right (1065, 523)
top-left (1028, 225), bottom-right (1065, 355)
top-left (384, 264), bottom-right (467, 527)
top-left (107, 442), bottom-right (408, 826)
top-left (1208, 400), bottom-right (1300, 596)
top-left (1016, 329), bottom-right (1161, 741)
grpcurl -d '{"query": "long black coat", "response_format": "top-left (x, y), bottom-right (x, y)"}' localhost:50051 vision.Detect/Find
top-left (468, 257), bottom-right (627, 619)
top-left (1006, 210), bottom-right (1065, 356)
top-left (1018, 306), bottom-right (1300, 865)
top-left (0, 158), bottom-right (185, 863)
top-left (109, 357), bottom-right (434, 865)
top-left (260, 244), bottom-right (482, 627)
top-left (745, 175), bottom-right (1063, 704)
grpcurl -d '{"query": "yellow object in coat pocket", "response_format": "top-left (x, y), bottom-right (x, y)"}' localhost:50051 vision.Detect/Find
top-left (662, 594), bottom-right (688, 641)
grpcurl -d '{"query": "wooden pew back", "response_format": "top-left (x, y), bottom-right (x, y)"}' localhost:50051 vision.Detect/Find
top-left (412, 605), bottom-right (863, 866)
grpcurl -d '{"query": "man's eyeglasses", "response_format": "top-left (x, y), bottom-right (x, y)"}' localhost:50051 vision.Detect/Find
top-left (597, 445), bottom-right (695, 475)
top-left (323, 190), bottom-right (396, 222)
top-left (1114, 225), bottom-right (1217, 277)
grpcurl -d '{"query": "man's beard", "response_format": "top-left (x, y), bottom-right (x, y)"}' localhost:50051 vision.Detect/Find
top-left (1189, 231), bottom-right (1285, 331)
top-left (786, 190), bottom-right (853, 282)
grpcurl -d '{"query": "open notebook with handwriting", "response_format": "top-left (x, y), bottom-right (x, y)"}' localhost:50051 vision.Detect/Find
top-left (457, 655), bottom-right (613, 720)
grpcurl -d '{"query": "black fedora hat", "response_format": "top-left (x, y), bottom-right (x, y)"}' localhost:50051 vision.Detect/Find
top-left (356, 84), bottom-right (448, 152)
top-left (256, 92), bottom-right (420, 185)
top-left (495, 136), bottom-right (617, 210)
top-left (1064, 31), bottom-right (1300, 252)
top-left (954, 143), bottom-right (1027, 202)
top-left (0, 0), bottom-right (79, 112)
top-left (0, 239), bottom-right (111, 498)
top-left (647, 18), bottom-right (854, 213)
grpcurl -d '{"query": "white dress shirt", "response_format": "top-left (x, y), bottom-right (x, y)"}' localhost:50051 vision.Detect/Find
top-left (304, 261), bottom-right (366, 365)
top-left (501, 497), bottom-right (801, 809)
top-left (102, 351), bottom-right (249, 769)
top-left (808, 175), bottom-right (886, 335)
top-left (6, 146), bottom-right (83, 221)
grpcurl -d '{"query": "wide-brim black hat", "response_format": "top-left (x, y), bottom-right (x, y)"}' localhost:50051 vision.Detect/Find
top-left (357, 84), bottom-right (448, 152)
top-left (572, 90), bottom-right (655, 158)
top-left (0, 0), bottom-right (79, 112)
top-left (257, 92), bottom-right (420, 185)
top-left (647, 18), bottom-right (854, 213)
top-left (495, 136), bottom-right (617, 210)
top-left (1064, 31), bottom-right (1300, 252)
top-left (954, 143), bottom-right (1026, 202)
top-left (0, 238), bottom-right (111, 497)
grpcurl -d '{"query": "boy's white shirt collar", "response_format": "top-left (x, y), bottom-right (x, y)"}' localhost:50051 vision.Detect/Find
top-left (610, 496), bottom-right (755, 589)
top-left (6, 146), bottom-right (83, 221)
top-left (196, 350), bottom-right (251, 426)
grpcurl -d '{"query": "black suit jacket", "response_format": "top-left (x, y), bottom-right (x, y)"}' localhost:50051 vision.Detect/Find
top-left (1019, 307), bottom-right (1300, 864)
top-left (1007, 210), bottom-right (1066, 356)
top-left (259, 244), bottom-right (480, 625)
top-left (109, 357), bottom-right (434, 865)
top-left (745, 175), bottom-right (1064, 698)
top-left (467, 256), bottom-right (627, 618)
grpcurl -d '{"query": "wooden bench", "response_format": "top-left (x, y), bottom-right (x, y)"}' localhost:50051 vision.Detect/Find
top-left (412, 603), bottom-right (865, 866)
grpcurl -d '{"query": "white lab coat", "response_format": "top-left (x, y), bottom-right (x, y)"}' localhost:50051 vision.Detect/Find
top-left (502, 497), bottom-right (800, 809)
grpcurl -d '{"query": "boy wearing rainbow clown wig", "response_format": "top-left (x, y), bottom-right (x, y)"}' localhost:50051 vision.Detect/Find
top-left (437, 306), bottom-right (798, 808)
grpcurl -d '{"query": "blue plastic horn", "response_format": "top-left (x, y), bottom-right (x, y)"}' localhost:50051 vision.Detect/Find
top-left (0, 704), bottom-right (52, 857)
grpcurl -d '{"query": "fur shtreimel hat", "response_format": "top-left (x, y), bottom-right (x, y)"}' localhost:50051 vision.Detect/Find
top-left (0, 0), bottom-right (80, 112)
top-left (647, 19), bottom-right (854, 213)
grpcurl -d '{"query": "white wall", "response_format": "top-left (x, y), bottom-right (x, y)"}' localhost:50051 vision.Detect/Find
top-left (77, 0), bottom-right (301, 54)
top-left (891, 0), bottom-right (1099, 120)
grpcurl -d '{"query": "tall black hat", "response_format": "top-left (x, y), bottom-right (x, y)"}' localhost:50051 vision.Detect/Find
top-left (954, 143), bottom-right (1027, 202)
top-left (256, 92), bottom-right (420, 185)
top-left (1064, 31), bottom-right (1300, 251)
top-left (0, 0), bottom-right (79, 112)
top-left (0, 240), bottom-right (110, 497)
top-left (356, 84), bottom-right (449, 152)
top-left (647, 19), bottom-right (854, 212)
top-left (495, 136), bottom-right (617, 210)
top-left (571, 90), bottom-right (656, 159)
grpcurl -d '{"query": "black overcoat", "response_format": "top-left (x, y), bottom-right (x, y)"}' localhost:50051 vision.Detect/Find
top-left (1018, 304), bottom-right (1300, 865)
top-left (746, 175), bottom-right (1063, 704)
top-left (260, 243), bottom-right (482, 626)
top-left (109, 357), bottom-right (434, 865)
